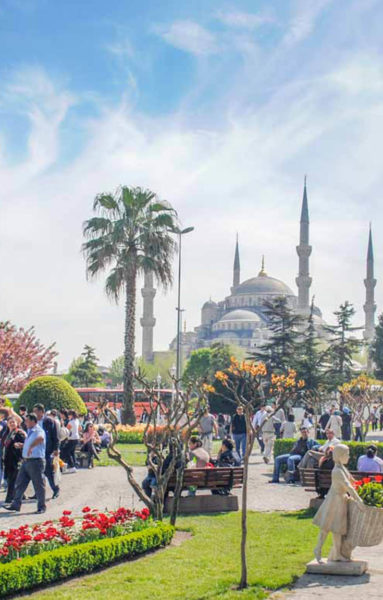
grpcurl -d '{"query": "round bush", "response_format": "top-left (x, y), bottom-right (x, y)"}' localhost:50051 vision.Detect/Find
top-left (17, 376), bottom-right (86, 415)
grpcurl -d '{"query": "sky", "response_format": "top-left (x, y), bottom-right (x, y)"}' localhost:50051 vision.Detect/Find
top-left (0, 0), bottom-right (382, 370)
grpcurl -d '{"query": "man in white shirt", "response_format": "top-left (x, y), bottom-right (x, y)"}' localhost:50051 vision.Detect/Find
top-left (298, 429), bottom-right (340, 469)
top-left (252, 404), bottom-right (267, 454)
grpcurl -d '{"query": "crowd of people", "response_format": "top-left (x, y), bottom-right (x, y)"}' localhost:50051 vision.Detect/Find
top-left (0, 401), bottom-right (111, 514)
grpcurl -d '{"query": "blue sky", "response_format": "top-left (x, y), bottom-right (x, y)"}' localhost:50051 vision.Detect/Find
top-left (0, 0), bottom-right (382, 368)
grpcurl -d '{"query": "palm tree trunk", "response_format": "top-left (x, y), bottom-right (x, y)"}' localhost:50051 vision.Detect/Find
top-left (122, 261), bottom-right (137, 425)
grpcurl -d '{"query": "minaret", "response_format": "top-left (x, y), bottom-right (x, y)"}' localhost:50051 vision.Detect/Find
top-left (141, 271), bottom-right (156, 363)
top-left (364, 224), bottom-right (376, 345)
top-left (232, 234), bottom-right (240, 289)
top-left (296, 176), bottom-right (312, 315)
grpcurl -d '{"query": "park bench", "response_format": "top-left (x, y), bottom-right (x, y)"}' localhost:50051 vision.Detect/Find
top-left (165, 467), bottom-right (244, 514)
top-left (300, 468), bottom-right (381, 508)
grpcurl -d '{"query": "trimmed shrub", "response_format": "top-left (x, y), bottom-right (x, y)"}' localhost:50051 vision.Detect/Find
top-left (274, 439), bottom-right (383, 471)
top-left (16, 376), bottom-right (86, 416)
top-left (0, 523), bottom-right (174, 597)
top-left (117, 430), bottom-right (144, 443)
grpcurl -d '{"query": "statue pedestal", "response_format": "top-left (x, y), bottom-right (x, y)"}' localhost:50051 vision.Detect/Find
top-left (306, 559), bottom-right (368, 576)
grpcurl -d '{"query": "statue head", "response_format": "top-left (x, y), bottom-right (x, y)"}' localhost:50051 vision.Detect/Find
top-left (332, 444), bottom-right (349, 465)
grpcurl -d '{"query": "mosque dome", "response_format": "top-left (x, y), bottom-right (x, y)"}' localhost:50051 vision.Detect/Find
top-left (218, 309), bottom-right (261, 324)
top-left (202, 299), bottom-right (217, 309)
top-left (235, 273), bottom-right (294, 296)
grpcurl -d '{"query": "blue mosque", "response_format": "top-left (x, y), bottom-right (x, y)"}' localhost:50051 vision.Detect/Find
top-left (141, 180), bottom-right (376, 361)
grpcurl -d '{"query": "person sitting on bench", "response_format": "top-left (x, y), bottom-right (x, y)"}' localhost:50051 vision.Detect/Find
top-left (216, 438), bottom-right (241, 467)
top-left (270, 427), bottom-right (316, 484)
top-left (298, 429), bottom-right (340, 469)
top-left (315, 447), bottom-right (335, 499)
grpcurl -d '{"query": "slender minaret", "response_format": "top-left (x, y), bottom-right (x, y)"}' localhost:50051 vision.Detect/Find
top-left (296, 176), bottom-right (312, 315)
top-left (232, 234), bottom-right (240, 289)
top-left (141, 271), bottom-right (156, 363)
top-left (364, 224), bottom-right (376, 345)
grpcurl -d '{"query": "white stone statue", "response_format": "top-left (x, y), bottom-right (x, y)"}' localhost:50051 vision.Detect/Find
top-left (313, 444), bottom-right (365, 563)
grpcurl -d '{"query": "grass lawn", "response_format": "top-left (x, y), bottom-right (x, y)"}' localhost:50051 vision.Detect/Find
top-left (98, 441), bottom-right (223, 467)
top-left (29, 510), bottom-right (329, 600)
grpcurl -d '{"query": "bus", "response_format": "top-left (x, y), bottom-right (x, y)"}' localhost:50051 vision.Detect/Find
top-left (75, 387), bottom-right (173, 419)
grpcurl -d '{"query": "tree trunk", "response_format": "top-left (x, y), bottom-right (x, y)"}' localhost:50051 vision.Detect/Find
top-left (122, 261), bottom-right (137, 425)
top-left (239, 430), bottom-right (254, 589)
top-left (170, 450), bottom-right (185, 526)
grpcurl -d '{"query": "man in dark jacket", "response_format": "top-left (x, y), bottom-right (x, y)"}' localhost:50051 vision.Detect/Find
top-left (33, 404), bottom-right (60, 499)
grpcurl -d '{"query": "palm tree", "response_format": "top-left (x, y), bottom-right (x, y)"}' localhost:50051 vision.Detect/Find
top-left (83, 186), bottom-right (178, 424)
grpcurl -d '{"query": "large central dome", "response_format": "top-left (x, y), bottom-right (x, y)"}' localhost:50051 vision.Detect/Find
top-left (235, 273), bottom-right (294, 296)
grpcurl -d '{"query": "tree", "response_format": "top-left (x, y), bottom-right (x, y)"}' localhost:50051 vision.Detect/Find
top-left (250, 297), bottom-right (302, 374)
top-left (183, 343), bottom-right (232, 383)
top-left (215, 358), bottom-right (304, 589)
top-left (100, 373), bottom-right (210, 523)
top-left (109, 356), bottom-right (124, 386)
top-left (83, 187), bottom-right (178, 424)
top-left (339, 374), bottom-right (383, 440)
top-left (322, 301), bottom-right (363, 391)
top-left (0, 322), bottom-right (57, 394)
top-left (136, 352), bottom-right (177, 388)
top-left (370, 313), bottom-right (383, 379)
top-left (16, 376), bottom-right (87, 415)
top-left (68, 345), bottom-right (102, 387)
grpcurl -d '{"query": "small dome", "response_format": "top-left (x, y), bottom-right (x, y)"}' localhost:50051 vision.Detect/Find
top-left (219, 309), bottom-right (261, 323)
top-left (202, 299), bottom-right (217, 309)
top-left (235, 274), bottom-right (294, 296)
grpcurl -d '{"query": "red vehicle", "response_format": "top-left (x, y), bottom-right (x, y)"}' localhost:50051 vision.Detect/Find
top-left (75, 388), bottom-right (173, 419)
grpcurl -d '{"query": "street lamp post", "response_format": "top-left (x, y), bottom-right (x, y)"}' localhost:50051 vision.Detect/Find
top-left (174, 227), bottom-right (194, 383)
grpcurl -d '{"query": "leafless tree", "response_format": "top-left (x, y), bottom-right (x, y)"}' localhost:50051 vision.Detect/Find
top-left (100, 371), bottom-right (209, 523)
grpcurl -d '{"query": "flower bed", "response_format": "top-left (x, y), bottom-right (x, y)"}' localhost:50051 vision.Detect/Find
top-left (0, 506), bottom-right (151, 563)
top-left (0, 523), bottom-right (174, 597)
top-left (354, 475), bottom-right (383, 507)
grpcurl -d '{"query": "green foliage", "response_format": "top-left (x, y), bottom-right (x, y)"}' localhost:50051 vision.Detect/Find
top-left (322, 301), bottom-right (363, 390)
top-left (371, 313), bottom-right (383, 379)
top-left (109, 355), bottom-right (124, 386)
top-left (357, 481), bottom-right (383, 507)
top-left (183, 343), bottom-right (232, 383)
top-left (0, 524), bottom-right (174, 597)
top-left (1, 397), bottom-right (13, 408)
top-left (27, 512), bottom-right (331, 600)
top-left (274, 439), bottom-right (383, 471)
top-left (117, 430), bottom-right (144, 444)
top-left (296, 299), bottom-right (325, 394)
top-left (250, 297), bottom-right (302, 374)
top-left (68, 345), bottom-right (103, 387)
top-left (17, 376), bottom-right (86, 415)
top-left (136, 352), bottom-right (176, 387)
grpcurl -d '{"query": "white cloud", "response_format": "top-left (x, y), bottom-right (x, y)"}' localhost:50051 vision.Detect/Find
top-left (216, 9), bottom-right (274, 29)
top-left (284, 0), bottom-right (333, 45)
top-left (159, 20), bottom-right (218, 56)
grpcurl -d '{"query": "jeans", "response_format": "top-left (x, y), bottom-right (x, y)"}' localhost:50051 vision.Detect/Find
top-left (274, 422), bottom-right (282, 439)
top-left (233, 433), bottom-right (246, 459)
top-left (142, 475), bottom-right (157, 498)
top-left (272, 453), bottom-right (302, 482)
top-left (257, 432), bottom-right (265, 453)
top-left (354, 427), bottom-right (363, 442)
top-left (63, 440), bottom-right (78, 468)
top-left (45, 455), bottom-right (59, 494)
top-left (12, 458), bottom-right (46, 511)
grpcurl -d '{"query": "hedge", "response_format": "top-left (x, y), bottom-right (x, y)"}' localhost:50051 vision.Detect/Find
top-left (117, 430), bottom-right (144, 444)
top-left (274, 439), bottom-right (383, 471)
top-left (0, 523), bottom-right (174, 597)
top-left (17, 376), bottom-right (86, 416)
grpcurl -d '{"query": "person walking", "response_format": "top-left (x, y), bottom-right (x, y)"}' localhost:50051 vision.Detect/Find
top-left (281, 413), bottom-right (297, 439)
top-left (262, 406), bottom-right (279, 464)
top-left (272, 402), bottom-right (285, 439)
top-left (231, 406), bottom-right (247, 461)
top-left (65, 410), bottom-right (81, 473)
top-left (198, 408), bottom-right (218, 458)
top-left (325, 409), bottom-right (342, 439)
top-left (2, 416), bottom-right (26, 504)
top-left (252, 404), bottom-right (267, 454)
top-left (33, 404), bottom-right (60, 499)
top-left (341, 407), bottom-right (352, 441)
top-left (4, 414), bottom-right (46, 514)
top-left (354, 410), bottom-right (363, 442)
